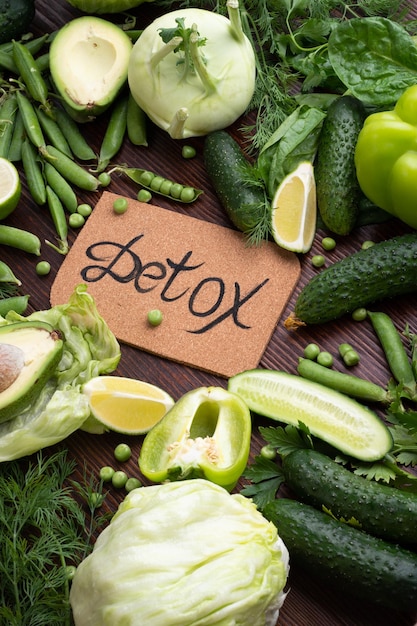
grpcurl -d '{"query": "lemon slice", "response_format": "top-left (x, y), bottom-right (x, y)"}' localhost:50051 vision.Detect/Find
top-left (228, 369), bottom-right (392, 461)
top-left (0, 158), bottom-right (21, 220)
top-left (270, 161), bottom-right (316, 253)
top-left (82, 376), bottom-right (175, 434)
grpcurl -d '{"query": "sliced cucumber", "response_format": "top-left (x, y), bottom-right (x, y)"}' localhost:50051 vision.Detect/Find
top-left (228, 369), bottom-right (392, 461)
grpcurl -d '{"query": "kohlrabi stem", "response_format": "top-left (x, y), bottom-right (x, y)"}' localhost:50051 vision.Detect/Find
top-left (227, 0), bottom-right (245, 43)
top-left (189, 24), bottom-right (217, 96)
top-left (168, 107), bottom-right (189, 139)
top-left (150, 36), bottom-right (183, 71)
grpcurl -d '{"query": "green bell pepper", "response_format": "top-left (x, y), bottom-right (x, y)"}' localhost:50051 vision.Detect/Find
top-left (355, 84), bottom-right (417, 229)
top-left (138, 386), bottom-right (252, 491)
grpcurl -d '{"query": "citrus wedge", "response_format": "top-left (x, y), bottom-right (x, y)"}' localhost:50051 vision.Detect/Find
top-left (82, 376), bottom-right (175, 434)
top-left (270, 161), bottom-right (316, 253)
top-left (0, 157), bottom-right (21, 220)
top-left (228, 369), bottom-right (392, 461)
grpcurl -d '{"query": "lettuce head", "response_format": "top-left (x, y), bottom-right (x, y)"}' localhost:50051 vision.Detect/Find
top-left (70, 479), bottom-right (289, 625)
top-left (0, 284), bottom-right (121, 461)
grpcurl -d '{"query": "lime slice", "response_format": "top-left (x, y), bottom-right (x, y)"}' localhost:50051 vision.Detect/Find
top-left (0, 158), bottom-right (21, 220)
top-left (228, 369), bottom-right (392, 461)
top-left (270, 161), bottom-right (316, 254)
top-left (82, 376), bottom-right (175, 434)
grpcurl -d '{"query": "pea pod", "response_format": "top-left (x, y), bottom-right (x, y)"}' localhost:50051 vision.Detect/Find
top-left (126, 93), bottom-right (147, 147)
top-left (0, 93), bottom-right (18, 158)
top-left (96, 94), bottom-right (128, 173)
top-left (21, 138), bottom-right (47, 205)
top-left (0, 225), bottom-right (41, 255)
top-left (0, 50), bottom-right (17, 73)
top-left (39, 145), bottom-right (100, 192)
top-left (12, 41), bottom-right (50, 110)
top-left (45, 185), bottom-right (69, 255)
top-left (53, 107), bottom-right (96, 161)
top-left (367, 310), bottom-right (416, 399)
top-left (43, 161), bottom-right (78, 214)
top-left (7, 109), bottom-right (25, 162)
top-left (16, 90), bottom-right (45, 149)
top-left (0, 34), bottom-right (49, 58)
top-left (0, 261), bottom-right (20, 285)
top-left (36, 106), bottom-right (73, 158)
top-left (0, 295), bottom-right (29, 317)
top-left (118, 167), bottom-right (203, 203)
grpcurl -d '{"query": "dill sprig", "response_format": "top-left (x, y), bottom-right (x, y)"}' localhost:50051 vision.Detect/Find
top-left (0, 449), bottom-right (108, 626)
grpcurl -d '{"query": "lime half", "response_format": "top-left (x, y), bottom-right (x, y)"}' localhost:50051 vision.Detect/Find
top-left (0, 158), bottom-right (21, 220)
top-left (228, 369), bottom-right (392, 461)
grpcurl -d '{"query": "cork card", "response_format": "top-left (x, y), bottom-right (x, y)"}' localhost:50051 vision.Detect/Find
top-left (50, 192), bottom-right (301, 378)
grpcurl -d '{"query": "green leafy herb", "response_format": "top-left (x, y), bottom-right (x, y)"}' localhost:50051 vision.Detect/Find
top-left (0, 450), bottom-right (108, 626)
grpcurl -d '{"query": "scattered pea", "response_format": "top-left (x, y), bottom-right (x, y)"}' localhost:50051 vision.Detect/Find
top-left (114, 443), bottom-right (132, 463)
top-left (137, 189), bottom-right (152, 203)
top-left (77, 203), bottom-right (93, 217)
top-left (125, 477), bottom-right (142, 492)
top-left (352, 307), bottom-right (367, 322)
top-left (311, 254), bottom-right (325, 268)
top-left (113, 197), bottom-right (128, 214)
top-left (260, 444), bottom-right (277, 460)
top-left (303, 342), bottom-right (320, 360)
top-left (317, 351), bottom-right (333, 367)
top-left (35, 260), bottom-right (51, 276)
top-left (98, 171), bottom-right (112, 187)
top-left (343, 349), bottom-right (360, 367)
top-left (338, 343), bottom-right (354, 358)
top-left (182, 144), bottom-right (196, 159)
top-left (68, 213), bottom-right (85, 228)
top-left (99, 466), bottom-right (115, 482)
top-left (111, 470), bottom-right (128, 489)
top-left (147, 309), bottom-right (163, 326)
top-left (361, 240), bottom-right (375, 250)
top-left (321, 236), bottom-right (336, 251)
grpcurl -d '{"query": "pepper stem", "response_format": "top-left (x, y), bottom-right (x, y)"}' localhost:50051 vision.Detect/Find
top-left (189, 24), bottom-right (217, 96)
top-left (227, 0), bottom-right (245, 43)
top-left (168, 107), bottom-right (189, 139)
top-left (150, 36), bottom-right (183, 71)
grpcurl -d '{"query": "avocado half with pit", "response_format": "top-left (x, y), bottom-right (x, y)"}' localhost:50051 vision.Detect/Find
top-left (0, 321), bottom-right (63, 424)
top-left (49, 16), bottom-right (132, 122)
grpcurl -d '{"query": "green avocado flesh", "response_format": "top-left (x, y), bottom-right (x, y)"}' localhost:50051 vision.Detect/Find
top-left (0, 321), bottom-right (63, 424)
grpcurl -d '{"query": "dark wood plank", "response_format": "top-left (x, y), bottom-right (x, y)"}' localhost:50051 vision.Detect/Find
top-left (1, 2), bottom-right (416, 624)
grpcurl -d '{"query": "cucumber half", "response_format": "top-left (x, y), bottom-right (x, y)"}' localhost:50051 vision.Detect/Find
top-left (228, 369), bottom-right (392, 461)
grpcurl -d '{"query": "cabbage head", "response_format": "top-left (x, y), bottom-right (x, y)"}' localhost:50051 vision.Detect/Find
top-left (70, 479), bottom-right (289, 625)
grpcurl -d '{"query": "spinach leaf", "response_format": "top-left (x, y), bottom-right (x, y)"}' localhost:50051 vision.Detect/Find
top-left (329, 17), bottom-right (417, 105)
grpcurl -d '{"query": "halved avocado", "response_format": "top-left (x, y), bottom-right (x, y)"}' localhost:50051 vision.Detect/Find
top-left (0, 321), bottom-right (63, 424)
top-left (49, 16), bottom-right (132, 122)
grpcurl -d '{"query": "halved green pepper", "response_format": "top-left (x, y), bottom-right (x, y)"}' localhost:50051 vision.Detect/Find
top-left (355, 84), bottom-right (417, 229)
top-left (138, 386), bottom-right (252, 491)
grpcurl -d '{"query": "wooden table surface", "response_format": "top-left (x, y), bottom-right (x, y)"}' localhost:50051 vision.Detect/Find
top-left (2, 1), bottom-right (417, 624)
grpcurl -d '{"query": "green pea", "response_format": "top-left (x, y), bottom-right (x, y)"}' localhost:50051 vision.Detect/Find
top-left (147, 309), bottom-right (163, 326)
top-left (150, 175), bottom-right (165, 191)
top-left (125, 477), bottom-right (142, 492)
top-left (170, 183), bottom-right (184, 199)
top-left (361, 240), bottom-right (375, 250)
top-left (338, 343), bottom-right (354, 358)
top-left (35, 260), bottom-right (51, 276)
top-left (343, 349), bottom-right (360, 367)
top-left (180, 187), bottom-right (196, 202)
top-left (182, 145), bottom-right (196, 159)
top-left (99, 466), bottom-right (115, 482)
top-left (69, 213), bottom-right (85, 228)
top-left (98, 172), bottom-right (112, 187)
top-left (114, 443), bottom-right (132, 462)
top-left (317, 351), bottom-right (333, 367)
top-left (352, 307), bottom-right (367, 322)
top-left (77, 203), bottom-right (93, 217)
top-left (113, 197), bottom-right (128, 214)
top-left (137, 189), bottom-right (152, 203)
top-left (303, 343), bottom-right (320, 360)
top-left (112, 470), bottom-right (128, 489)
top-left (321, 236), bottom-right (336, 251)
top-left (139, 170), bottom-right (154, 186)
top-left (159, 179), bottom-right (173, 196)
top-left (65, 565), bottom-right (77, 581)
top-left (311, 254), bottom-right (325, 268)
top-left (260, 444), bottom-right (277, 460)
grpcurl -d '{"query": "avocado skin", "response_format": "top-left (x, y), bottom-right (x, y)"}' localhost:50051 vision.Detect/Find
top-left (0, 321), bottom-right (63, 424)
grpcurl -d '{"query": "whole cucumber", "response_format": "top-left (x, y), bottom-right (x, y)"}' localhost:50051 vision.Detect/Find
top-left (282, 448), bottom-right (417, 546)
top-left (315, 95), bottom-right (366, 235)
top-left (293, 231), bottom-right (417, 324)
top-left (264, 498), bottom-right (417, 611)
